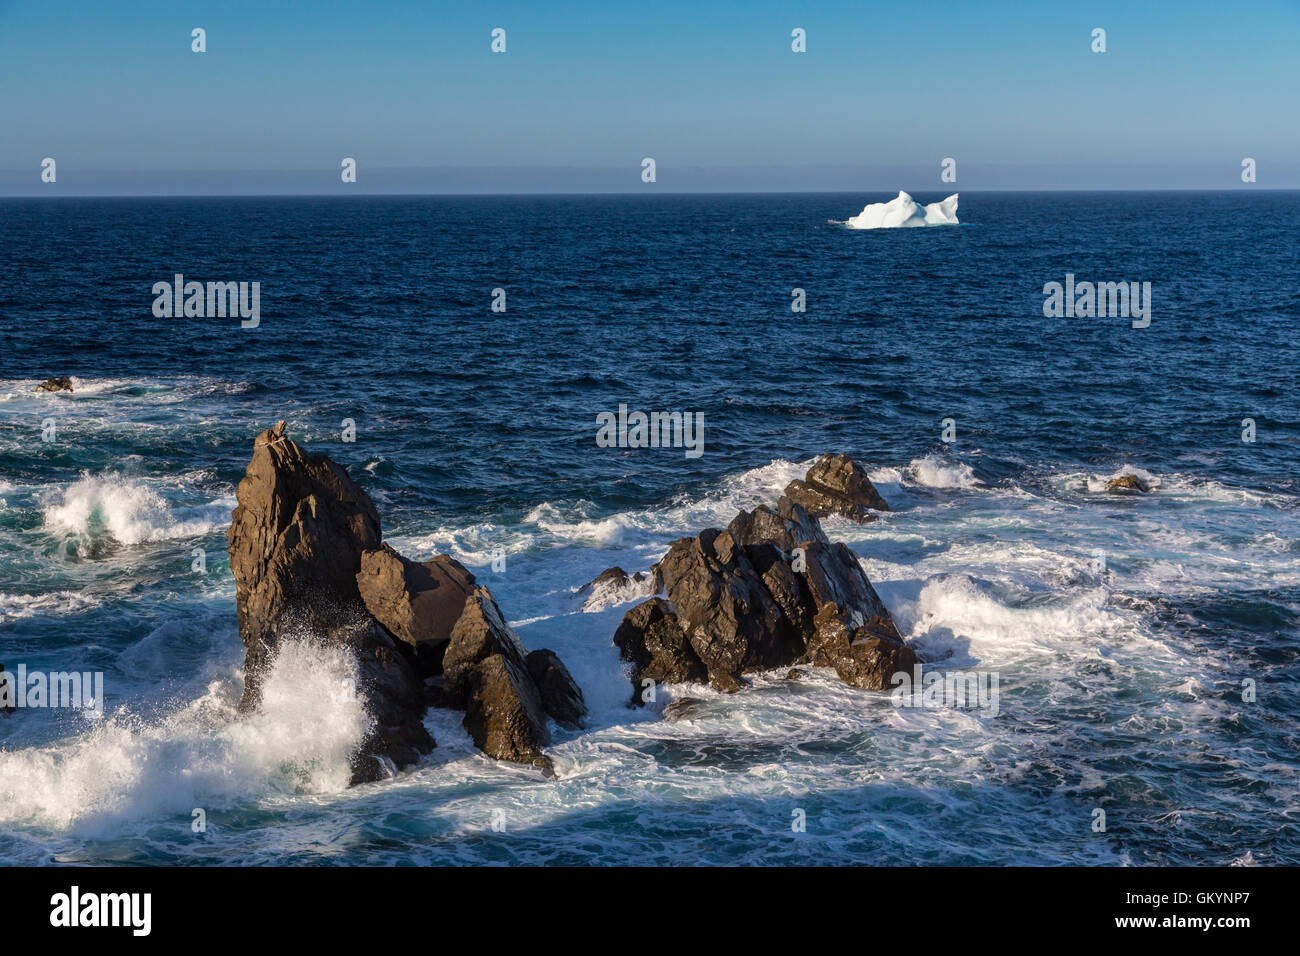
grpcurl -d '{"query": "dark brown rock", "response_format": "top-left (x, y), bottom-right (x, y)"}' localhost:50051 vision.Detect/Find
top-left (227, 421), bottom-right (383, 708)
top-left (461, 654), bottom-right (553, 772)
top-left (784, 453), bottom-right (889, 522)
top-left (227, 423), bottom-right (585, 778)
top-left (578, 565), bottom-right (661, 611)
top-left (443, 587), bottom-right (553, 768)
top-left (334, 618), bottom-right (437, 783)
top-left (226, 422), bottom-right (433, 784)
top-left (36, 377), bottom-right (73, 392)
top-left (612, 486), bottom-right (916, 700)
top-left (655, 529), bottom-right (803, 690)
top-left (356, 544), bottom-right (475, 665)
top-left (661, 697), bottom-right (705, 722)
top-left (727, 495), bottom-right (827, 553)
top-left (799, 540), bottom-right (916, 689)
top-left (585, 566), bottom-right (630, 590)
top-left (526, 648), bottom-right (587, 729)
top-left (1105, 474), bottom-right (1149, 493)
top-left (613, 597), bottom-right (707, 701)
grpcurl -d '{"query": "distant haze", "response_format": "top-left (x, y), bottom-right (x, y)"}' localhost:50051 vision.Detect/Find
top-left (2, 0), bottom-right (1297, 195)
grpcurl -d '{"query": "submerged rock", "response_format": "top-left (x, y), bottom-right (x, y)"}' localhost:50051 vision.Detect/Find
top-left (36, 377), bottom-right (73, 392)
top-left (577, 565), bottom-right (660, 612)
top-left (661, 697), bottom-right (706, 722)
top-left (1106, 474), bottom-right (1150, 494)
top-left (227, 422), bottom-right (584, 782)
top-left (613, 488), bottom-right (916, 702)
top-left (783, 453), bottom-right (889, 522)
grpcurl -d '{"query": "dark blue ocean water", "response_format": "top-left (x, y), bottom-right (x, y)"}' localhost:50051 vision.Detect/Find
top-left (1, 192), bottom-right (1297, 865)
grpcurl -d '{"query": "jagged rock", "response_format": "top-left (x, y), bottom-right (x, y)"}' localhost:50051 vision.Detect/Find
top-left (799, 540), bottom-right (917, 689)
top-left (613, 597), bottom-right (707, 701)
top-left (655, 529), bottom-right (803, 690)
top-left (785, 669), bottom-right (805, 681)
top-left (36, 377), bottom-right (73, 392)
top-left (585, 567), bottom-right (631, 591)
top-left (614, 488), bottom-right (916, 702)
top-left (526, 649), bottom-right (586, 729)
top-left (333, 618), bottom-right (436, 783)
top-left (461, 654), bottom-right (553, 772)
top-left (1106, 474), bottom-right (1149, 493)
top-left (784, 453), bottom-right (889, 522)
top-left (727, 495), bottom-right (827, 553)
top-left (443, 587), bottom-right (553, 769)
top-left (228, 422), bottom-right (381, 705)
top-left (226, 422), bottom-right (433, 784)
top-left (228, 423), bottom-right (585, 778)
top-left (356, 543), bottom-right (475, 671)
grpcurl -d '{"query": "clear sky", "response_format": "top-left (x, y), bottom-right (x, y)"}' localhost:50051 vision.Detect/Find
top-left (2, 0), bottom-right (1298, 193)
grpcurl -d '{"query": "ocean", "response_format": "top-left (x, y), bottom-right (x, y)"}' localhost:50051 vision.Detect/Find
top-left (0, 191), bottom-right (1297, 865)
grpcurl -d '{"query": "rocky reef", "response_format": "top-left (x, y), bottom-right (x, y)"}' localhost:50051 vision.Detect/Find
top-left (36, 376), bottom-right (73, 392)
top-left (612, 455), bottom-right (917, 703)
top-left (783, 452), bottom-right (890, 522)
top-left (227, 422), bottom-right (584, 783)
top-left (1105, 473), bottom-right (1150, 493)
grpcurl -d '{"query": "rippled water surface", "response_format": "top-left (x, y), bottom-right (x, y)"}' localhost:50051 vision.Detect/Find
top-left (0, 193), bottom-right (1297, 864)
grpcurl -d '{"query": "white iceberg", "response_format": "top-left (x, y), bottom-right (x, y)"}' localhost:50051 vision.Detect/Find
top-left (845, 191), bottom-right (958, 229)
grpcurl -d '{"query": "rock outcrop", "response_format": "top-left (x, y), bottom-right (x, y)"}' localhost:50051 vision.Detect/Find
top-left (613, 491), bottom-right (916, 703)
top-left (783, 453), bottom-right (889, 522)
top-left (36, 377), bottom-right (73, 392)
top-left (356, 544), bottom-right (475, 672)
top-left (227, 422), bottom-right (584, 783)
top-left (526, 649), bottom-right (587, 730)
top-left (1105, 474), bottom-right (1150, 494)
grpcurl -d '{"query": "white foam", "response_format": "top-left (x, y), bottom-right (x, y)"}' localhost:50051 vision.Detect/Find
top-left (0, 639), bottom-right (370, 834)
top-left (395, 458), bottom-right (811, 563)
top-left (42, 474), bottom-right (229, 546)
top-left (906, 455), bottom-right (982, 489)
top-left (1085, 464), bottom-right (1162, 494)
top-left (578, 569), bottom-right (661, 613)
top-left (0, 590), bottom-right (102, 623)
top-left (846, 191), bottom-right (959, 229)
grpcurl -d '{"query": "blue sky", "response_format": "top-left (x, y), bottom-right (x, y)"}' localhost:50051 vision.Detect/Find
top-left (2, 0), bottom-right (1298, 193)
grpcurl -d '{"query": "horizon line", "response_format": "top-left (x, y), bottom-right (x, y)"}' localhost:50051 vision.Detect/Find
top-left (2, 187), bottom-right (1295, 200)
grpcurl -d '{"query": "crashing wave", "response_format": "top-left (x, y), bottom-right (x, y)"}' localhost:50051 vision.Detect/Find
top-left (846, 191), bottom-right (958, 229)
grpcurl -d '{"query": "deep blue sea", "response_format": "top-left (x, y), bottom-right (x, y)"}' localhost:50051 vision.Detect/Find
top-left (1, 192), bottom-right (1297, 865)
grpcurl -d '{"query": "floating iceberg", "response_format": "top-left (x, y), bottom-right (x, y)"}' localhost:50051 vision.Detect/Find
top-left (845, 191), bottom-right (958, 229)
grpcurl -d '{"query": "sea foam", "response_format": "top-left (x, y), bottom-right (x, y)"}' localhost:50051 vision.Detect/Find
top-left (0, 639), bottom-right (371, 833)
top-left (42, 474), bottom-right (228, 547)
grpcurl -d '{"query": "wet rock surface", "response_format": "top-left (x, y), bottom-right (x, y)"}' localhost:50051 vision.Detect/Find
top-left (228, 422), bottom-right (584, 783)
top-left (783, 453), bottom-right (890, 522)
top-left (613, 475), bottom-right (916, 705)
